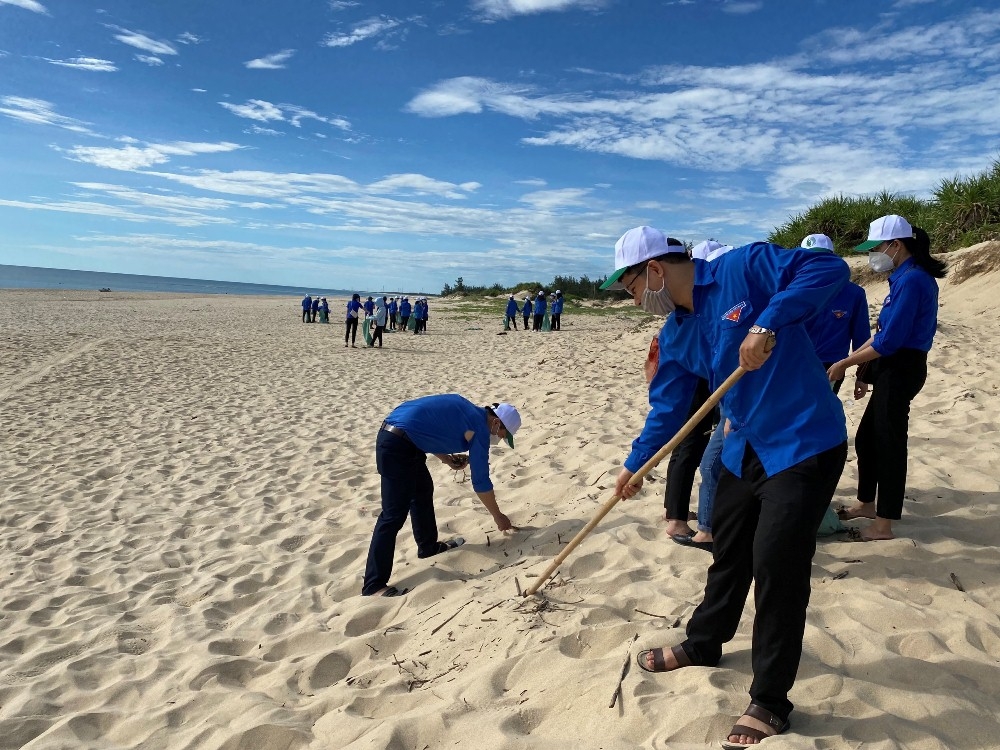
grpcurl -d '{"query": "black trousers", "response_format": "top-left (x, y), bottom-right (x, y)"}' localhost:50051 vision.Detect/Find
top-left (506, 315), bottom-right (518, 330)
top-left (533, 313), bottom-right (543, 330)
top-left (401, 315), bottom-right (409, 330)
top-left (302, 309), bottom-right (310, 323)
top-left (855, 349), bottom-right (927, 520)
top-left (681, 441), bottom-right (847, 721)
top-left (371, 324), bottom-right (384, 347)
top-left (344, 317), bottom-right (359, 344)
top-left (552, 313), bottom-right (561, 330)
top-left (663, 378), bottom-right (715, 519)
top-left (362, 429), bottom-right (439, 594)
top-left (523, 314), bottom-right (530, 329)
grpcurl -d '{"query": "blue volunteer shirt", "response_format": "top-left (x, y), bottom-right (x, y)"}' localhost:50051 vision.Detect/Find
top-left (400, 300), bottom-right (411, 317)
top-left (523, 300), bottom-right (533, 315)
top-left (364, 300), bottom-right (374, 315)
top-left (805, 281), bottom-right (870, 363)
top-left (301, 296), bottom-right (311, 310)
top-left (389, 300), bottom-right (398, 314)
top-left (345, 299), bottom-right (363, 321)
top-left (872, 258), bottom-right (939, 356)
top-left (625, 243), bottom-right (849, 479)
top-left (386, 394), bottom-right (495, 492)
top-left (506, 299), bottom-right (519, 316)
top-left (553, 297), bottom-right (564, 314)
top-left (534, 296), bottom-right (547, 314)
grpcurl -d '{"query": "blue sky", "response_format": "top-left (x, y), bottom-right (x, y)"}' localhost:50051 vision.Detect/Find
top-left (1, 0), bottom-right (999, 292)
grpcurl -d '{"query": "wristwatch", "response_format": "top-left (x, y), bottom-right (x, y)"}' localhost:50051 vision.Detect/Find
top-left (748, 325), bottom-right (776, 337)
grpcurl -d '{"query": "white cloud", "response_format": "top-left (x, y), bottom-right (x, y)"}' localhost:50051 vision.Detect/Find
top-left (177, 31), bottom-right (203, 44)
top-left (515, 178), bottom-right (547, 186)
top-left (721, 1), bottom-right (763, 14)
top-left (0, 0), bottom-right (47, 13)
top-left (219, 99), bottom-right (352, 131)
top-left (0, 96), bottom-right (91, 133)
top-left (471, 0), bottom-right (607, 20)
top-left (62, 141), bottom-right (242, 170)
top-left (192, 88), bottom-right (207, 93)
top-left (135, 54), bottom-right (164, 66)
top-left (328, 1), bottom-right (360, 9)
top-left (45, 56), bottom-right (117, 72)
top-left (322, 16), bottom-right (401, 47)
top-left (519, 187), bottom-right (591, 210)
top-left (110, 26), bottom-right (179, 56)
top-left (368, 174), bottom-right (481, 199)
top-left (246, 125), bottom-right (283, 136)
top-left (245, 49), bottom-right (295, 69)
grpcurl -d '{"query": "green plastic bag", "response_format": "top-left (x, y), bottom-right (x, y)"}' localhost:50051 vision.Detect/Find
top-left (407, 315), bottom-right (416, 331)
top-left (503, 315), bottom-right (510, 331)
top-left (362, 317), bottom-right (374, 346)
top-left (816, 505), bottom-right (846, 536)
top-left (542, 312), bottom-right (551, 332)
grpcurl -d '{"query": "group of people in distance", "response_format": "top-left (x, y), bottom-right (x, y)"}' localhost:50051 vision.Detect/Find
top-left (300, 294), bottom-right (331, 323)
top-left (504, 289), bottom-right (565, 331)
top-left (358, 213), bottom-right (946, 748)
top-left (341, 294), bottom-right (430, 348)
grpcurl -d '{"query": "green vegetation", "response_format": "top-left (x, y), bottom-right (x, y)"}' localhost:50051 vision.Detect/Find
top-left (440, 274), bottom-right (626, 301)
top-left (769, 159), bottom-right (1000, 253)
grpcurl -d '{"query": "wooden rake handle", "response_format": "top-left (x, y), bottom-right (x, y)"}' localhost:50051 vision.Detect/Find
top-left (523, 366), bottom-right (746, 596)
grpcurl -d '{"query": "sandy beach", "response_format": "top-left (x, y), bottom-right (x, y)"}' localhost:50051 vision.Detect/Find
top-left (1, 246), bottom-right (998, 750)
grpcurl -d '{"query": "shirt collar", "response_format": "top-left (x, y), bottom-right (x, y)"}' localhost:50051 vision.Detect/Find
top-left (889, 256), bottom-right (916, 282)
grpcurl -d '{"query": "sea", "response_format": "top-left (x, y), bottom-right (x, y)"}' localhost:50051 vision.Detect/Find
top-left (0, 264), bottom-right (417, 299)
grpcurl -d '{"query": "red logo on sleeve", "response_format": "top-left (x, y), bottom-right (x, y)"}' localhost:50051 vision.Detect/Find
top-left (723, 301), bottom-right (747, 323)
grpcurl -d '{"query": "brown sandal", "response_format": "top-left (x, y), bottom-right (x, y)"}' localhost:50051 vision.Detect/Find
top-left (635, 644), bottom-right (693, 673)
top-left (720, 704), bottom-right (790, 749)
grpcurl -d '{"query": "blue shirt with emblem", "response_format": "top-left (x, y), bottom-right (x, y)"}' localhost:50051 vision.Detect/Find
top-left (385, 394), bottom-right (495, 492)
top-left (872, 258), bottom-right (939, 356)
top-left (534, 296), bottom-right (546, 314)
top-left (805, 280), bottom-right (870, 363)
top-left (625, 243), bottom-right (849, 479)
top-left (552, 297), bottom-right (564, 314)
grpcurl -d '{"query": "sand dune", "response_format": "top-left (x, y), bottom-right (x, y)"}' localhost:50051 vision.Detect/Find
top-left (1, 247), bottom-right (998, 750)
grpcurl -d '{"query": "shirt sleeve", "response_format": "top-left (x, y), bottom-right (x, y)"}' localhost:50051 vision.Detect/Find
top-left (624, 351), bottom-right (700, 474)
top-left (746, 244), bottom-right (851, 332)
top-left (468, 436), bottom-right (494, 493)
top-left (850, 285), bottom-right (871, 353)
top-left (872, 275), bottom-right (919, 357)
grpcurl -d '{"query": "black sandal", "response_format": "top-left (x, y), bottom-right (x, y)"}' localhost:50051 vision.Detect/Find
top-left (721, 704), bottom-right (790, 749)
top-left (635, 644), bottom-right (693, 673)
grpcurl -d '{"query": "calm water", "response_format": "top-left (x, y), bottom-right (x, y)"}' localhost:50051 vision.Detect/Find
top-left (0, 265), bottom-right (414, 298)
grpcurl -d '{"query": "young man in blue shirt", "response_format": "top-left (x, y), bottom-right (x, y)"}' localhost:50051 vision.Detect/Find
top-left (551, 290), bottom-right (564, 330)
top-left (799, 234), bottom-right (870, 394)
top-left (532, 291), bottom-right (546, 331)
top-left (362, 395), bottom-right (522, 597)
top-left (301, 294), bottom-right (312, 323)
top-left (344, 294), bottom-right (363, 347)
top-left (521, 296), bottom-right (532, 330)
top-left (505, 294), bottom-right (520, 330)
top-left (603, 226), bottom-right (848, 749)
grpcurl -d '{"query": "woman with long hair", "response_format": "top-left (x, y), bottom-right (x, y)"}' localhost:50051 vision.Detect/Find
top-left (827, 215), bottom-right (948, 541)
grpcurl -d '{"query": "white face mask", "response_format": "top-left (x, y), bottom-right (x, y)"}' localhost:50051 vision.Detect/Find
top-left (868, 243), bottom-right (898, 273)
top-left (640, 266), bottom-right (676, 316)
top-left (490, 433), bottom-right (502, 447)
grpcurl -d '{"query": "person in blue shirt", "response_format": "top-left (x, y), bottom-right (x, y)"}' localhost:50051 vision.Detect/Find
top-left (420, 297), bottom-right (429, 332)
top-left (388, 297), bottom-right (398, 330)
top-left (799, 234), bottom-right (870, 394)
top-left (318, 296), bottom-right (330, 323)
top-left (551, 290), bottom-right (564, 330)
top-left (411, 299), bottom-right (422, 334)
top-left (362, 395), bottom-right (522, 597)
top-left (301, 294), bottom-right (312, 323)
top-left (602, 226), bottom-right (848, 748)
top-left (344, 293), bottom-right (363, 347)
top-left (505, 294), bottom-right (520, 330)
top-left (521, 295), bottom-right (532, 330)
top-left (532, 291), bottom-right (547, 331)
top-left (399, 297), bottom-right (412, 330)
top-left (363, 296), bottom-right (375, 318)
top-left (310, 296), bottom-right (319, 322)
top-left (827, 215), bottom-right (947, 542)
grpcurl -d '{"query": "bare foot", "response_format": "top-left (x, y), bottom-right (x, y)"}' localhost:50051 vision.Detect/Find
top-left (837, 502), bottom-right (876, 521)
top-left (643, 645), bottom-right (688, 672)
top-left (860, 521), bottom-right (895, 541)
top-left (692, 531), bottom-right (713, 544)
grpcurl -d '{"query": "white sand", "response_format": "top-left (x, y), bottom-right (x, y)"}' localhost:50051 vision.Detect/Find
top-left (1, 247), bottom-right (998, 749)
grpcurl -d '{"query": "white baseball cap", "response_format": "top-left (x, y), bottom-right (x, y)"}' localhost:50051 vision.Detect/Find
top-left (600, 226), bottom-right (686, 290)
top-left (691, 239), bottom-right (736, 262)
top-left (801, 234), bottom-right (835, 252)
top-left (854, 215), bottom-right (914, 252)
top-left (492, 403), bottom-right (521, 449)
